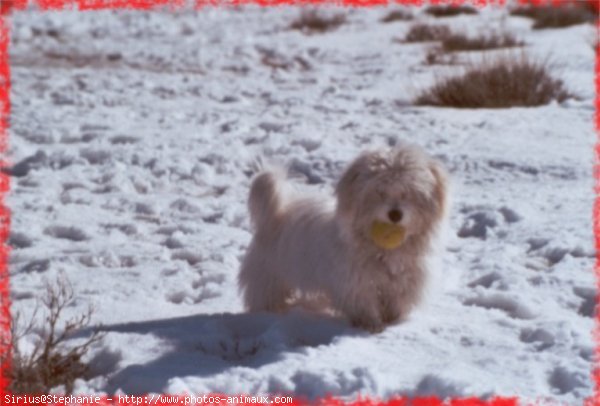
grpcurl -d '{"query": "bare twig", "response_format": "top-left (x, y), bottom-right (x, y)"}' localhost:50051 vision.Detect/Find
top-left (4, 275), bottom-right (104, 394)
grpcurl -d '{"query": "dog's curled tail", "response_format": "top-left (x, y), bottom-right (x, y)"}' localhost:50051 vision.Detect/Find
top-left (248, 169), bottom-right (285, 231)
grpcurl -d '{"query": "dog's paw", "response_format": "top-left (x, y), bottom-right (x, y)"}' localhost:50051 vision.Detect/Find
top-left (381, 308), bottom-right (406, 325)
top-left (350, 315), bottom-right (385, 333)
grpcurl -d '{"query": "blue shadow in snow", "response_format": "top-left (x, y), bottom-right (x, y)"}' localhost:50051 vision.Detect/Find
top-left (78, 310), bottom-right (358, 394)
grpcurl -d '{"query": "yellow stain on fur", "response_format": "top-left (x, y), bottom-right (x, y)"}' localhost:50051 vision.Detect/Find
top-left (370, 221), bottom-right (405, 250)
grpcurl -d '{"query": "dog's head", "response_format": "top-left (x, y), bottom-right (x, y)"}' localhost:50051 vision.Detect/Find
top-left (335, 143), bottom-right (448, 250)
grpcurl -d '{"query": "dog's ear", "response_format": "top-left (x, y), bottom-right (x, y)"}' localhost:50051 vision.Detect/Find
top-left (429, 159), bottom-right (448, 221)
top-left (336, 154), bottom-right (371, 214)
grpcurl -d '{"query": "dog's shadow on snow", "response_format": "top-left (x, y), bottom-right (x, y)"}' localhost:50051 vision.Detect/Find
top-left (82, 310), bottom-right (357, 394)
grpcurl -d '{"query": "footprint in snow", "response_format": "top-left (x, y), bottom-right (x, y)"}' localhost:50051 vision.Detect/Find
top-left (171, 250), bottom-right (203, 266)
top-left (80, 148), bottom-right (112, 165)
top-left (289, 159), bottom-right (324, 185)
top-left (519, 327), bottom-right (555, 351)
top-left (166, 286), bottom-right (220, 305)
top-left (109, 135), bottom-right (140, 145)
top-left (79, 253), bottom-right (137, 268)
top-left (134, 202), bottom-right (155, 216)
top-left (15, 129), bottom-right (54, 144)
top-left (457, 210), bottom-right (498, 240)
top-left (548, 366), bottom-right (588, 395)
top-left (194, 287), bottom-right (221, 303)
top-left (101, 223), bottom-right (138, 236)
top-left (409, 374), bottom-right (467, 398)
top-left (498, 206), bottom-right (521, 223)
top-left (18, 259), bottom-right (50, 274)
top-left (579, 346), bottom-right (594, 362)
top-left (154, 224), bottom-right (193, 236)
top-left (8, 231), bottom-right (33, 249)
top-left (192, 273), bottom-right (226, 289)
top-left (50, 91), bottom-right (76, 106)
top-left (258, 122), bottom-right (286, 134)
top-left (527, 238), bottom-right (594, 267)
top-left (44, 225), bottom-right (89, 242)
top-left (462, 292), bottom-right (536, 320)
top-left (170, 198), bottom-right (201, 214)
top-left (87, 348), bottom-right (122, 378)
top-left (10, 290), bottom-right (36, 300)
top-left (457, 206), bottom-right (521, 240)
top-left (527, 237), bottom-right (549, 251)
top-left (163, 236), bottom-right (185, 249)
top-left (197, 336), bottom-right (264, 362)
top-left (166, 291), bottom-right (187, 305)
top-left (202, 212), bottom-right (224, 224)
top-left (80, 124), bottom-right (110, 132)
top-left (161, 268), bottom-right (179, 277)
top-left (61, 132), bottom-right (100, 144)
top-left (572, 286), bottom-right (596, 318)
top-left (4, 151), bottom-right (48, 177)
top-left (487, 159), bottom-right (539, 176)
top-left (467, 271), bottom-right (503, 289)
top-left (292, 138), bottom-right (322, 152)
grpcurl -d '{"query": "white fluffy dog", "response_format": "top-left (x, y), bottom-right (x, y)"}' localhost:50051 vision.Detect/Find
top-left (238, 143), bottom-right (448, 332)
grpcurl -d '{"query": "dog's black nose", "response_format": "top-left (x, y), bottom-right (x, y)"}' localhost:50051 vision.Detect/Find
top-left (388, 209), bottom-right (403, 223)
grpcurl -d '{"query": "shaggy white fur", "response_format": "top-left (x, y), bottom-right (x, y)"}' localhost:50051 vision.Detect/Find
top-left (239, 144), bottom-right (448, 332)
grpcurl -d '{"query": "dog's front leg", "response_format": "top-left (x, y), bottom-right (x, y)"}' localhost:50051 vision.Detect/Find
top-left (340, 294), bottom-right (385, 333)
top-left (377, 280), bottom-right (411, 325)
top-left (381, 300), bottom-right (411, 326)
top-left (379, 290), bottom-right (402, 325)
top-left (350, 312), bottom-right (385, 333)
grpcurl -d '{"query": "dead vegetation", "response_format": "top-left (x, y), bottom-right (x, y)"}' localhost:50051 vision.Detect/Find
top-left (424, 5), bottom-right (478, 17)
top-left (404, 24), bottom-right (451, 42)
top-left (381, 9), bottom-right (413, 23)
top-left (257, 47), bottom-right (311, 72)
top-left (289, 10), bottom-right (346, 34)
top-left (441, 32), bottom-right (524, 52)
top-left (511, 4), bottom-right (597, 29)
top-left (405, 25), bottom-right (523, 63)
top-left (1, 276), bottom-right (103, 394)
top-left (415, 55), bottom-right (572, 108)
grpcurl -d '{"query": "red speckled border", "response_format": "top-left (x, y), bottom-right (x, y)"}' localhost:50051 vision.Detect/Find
top-left (0, 9), bottom-right (13, 395)
top-left (0, 0), bottom-right (596, 405)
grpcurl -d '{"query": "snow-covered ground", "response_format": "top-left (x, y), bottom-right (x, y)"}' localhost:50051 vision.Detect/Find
top-left (6, 3), bottom-right (597, 403)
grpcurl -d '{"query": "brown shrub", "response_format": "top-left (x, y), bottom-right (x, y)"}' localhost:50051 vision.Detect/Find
top-left (2, 277), bottom-right (103, 394)
top-left (405, 24), bottom-right (451, 42)
top-left (415, 55), bottom-right (572, 108)
top-left (442, 32), bottom-right (524, 52)
top-left (424, 5), bottom-right (478, 17)
top-left (511, 5), bottom-right (596, 29)
top-left (381, 10), bottom-right (413, 23)
top-left (289, 10), bottom-right (346, 34)
top-left (578, 1), bottom-right (598, 16)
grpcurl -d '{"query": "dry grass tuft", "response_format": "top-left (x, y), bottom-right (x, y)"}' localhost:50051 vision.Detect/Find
top-left (511, 4), bottom-right (596, 29)
top-left (579, 1), bottom-right (599, 16)
top-left (405, 24), bottom-right (451, 42)
top-left (381, 9), bottom-right (413, 23)
top-left (1, 277), bottom-right (104, 394)
top-left (424, 5), bottom-right (478, 17)
top-left (441, 32), bottom-right (524, 52)
top-left (289, 10), bottom-right (346, 34)
top-left (415, 55), bottom-right (572, 108)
